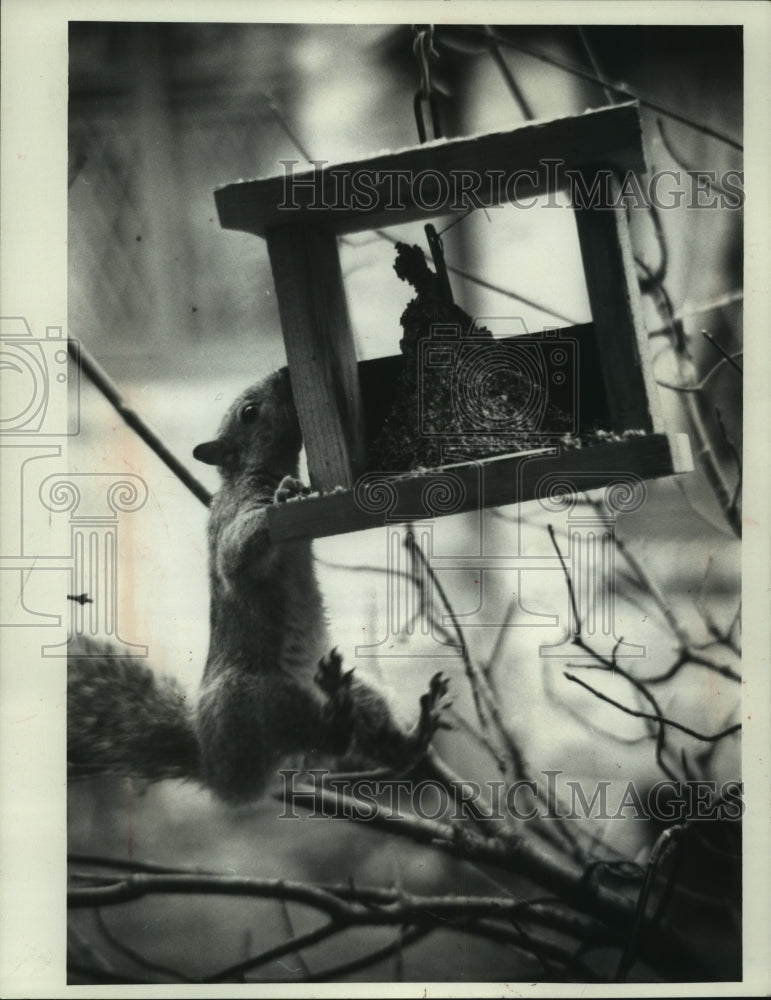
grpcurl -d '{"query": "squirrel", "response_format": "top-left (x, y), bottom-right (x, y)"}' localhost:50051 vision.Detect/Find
top-left (67, 367), bottom-right (450, 804)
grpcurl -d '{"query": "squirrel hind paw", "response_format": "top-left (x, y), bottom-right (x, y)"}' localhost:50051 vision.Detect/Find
top-left (315, 647), bottom-right (355, 696)
top-left (316, 648), bottom-right (356, 755)
top-left (414, 672), bottom-right (453, 748)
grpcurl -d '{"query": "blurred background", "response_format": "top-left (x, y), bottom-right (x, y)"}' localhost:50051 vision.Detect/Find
top-left (66, 22), bottom-right (743, 983)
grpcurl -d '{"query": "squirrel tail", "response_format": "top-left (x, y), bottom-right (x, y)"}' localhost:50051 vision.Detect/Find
top-left (68, 637), bottom-right (201, 785)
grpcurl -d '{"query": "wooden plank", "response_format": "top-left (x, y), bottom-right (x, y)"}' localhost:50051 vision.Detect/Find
top-left (265, 224), bottom-right (366, 491)
top-left (572, 170), bottom-right (663, 434)
top-left (266, 432), bottom-right (693, 542)
top-left (216, 103), bottom-right (645, 237)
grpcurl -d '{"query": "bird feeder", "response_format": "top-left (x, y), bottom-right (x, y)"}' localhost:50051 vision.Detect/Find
top-left (214, 102), bottom-right (691, 541)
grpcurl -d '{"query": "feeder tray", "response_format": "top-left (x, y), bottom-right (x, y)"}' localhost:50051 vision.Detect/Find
top-left (214, 102), bottom-right (692, 541)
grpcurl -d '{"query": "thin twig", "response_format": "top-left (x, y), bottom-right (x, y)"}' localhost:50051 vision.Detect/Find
top-left (584, 494), bottom-right (689, 647)
top-left (373, 228), bottom-right (580, 326)
top-left (299, 925), bottom-right (432, 983)
top-left (277, 897), bottom-right (312, 978)
top-left (482, 596), bottom-right (518, 687)
top-left (66, 960), bottom-right (151, 985)
top-left (656, 117), bottom-right (739, 199)
top-left (483, 25), bottom-right (535, 119)
top-left (656, 352), bottom-right (744, 393)
top-left (643, 648), bottom-right (740, 685)
top-left (563, 673), bottom-right (741, 742)
top-left (640, 257), bottom-right (742, 538)
top-left (68, 922), bottom-right (117, 976)
top-left (93, 909), bottom-right (192, 983)
top-left (549, 525), bottom-right (684, 782)
top-left (405, 530), bottom-right (488, 729)
top-left (206, 920), bottom-right (341, 984)
top-left (445, 27), bottom-right (743, 151)
top-left (701, 329), bottom-right (743, 374)
top-left (636, 203), bottom-right (669, 292)
top-left (547, 525), bottom-right (581, 634)
top-left (714, 407), bottom-right (742, 519)
top-left (262, 93), bottom-right (580, 327)
top-left (445, 709), bottom-right (508, 773)
top-left (576, 26), bottom-right (616, 105)
top-left (647, 290), bottom-right (744, 341)
top-left (405, 530), bottom-right (532, 784)
top-left (69, 854), bottom-right (218, 876)
top-left (68, 340), bottom-right (213, 507)
top-left (542, 663), bottom-right (650, 748)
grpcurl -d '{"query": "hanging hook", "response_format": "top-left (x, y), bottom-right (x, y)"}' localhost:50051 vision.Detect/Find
top-left (412, 27), bottom-right (451, 304)
top-left (412, 25), bottom-right (443, 142)
top-left (413, 92), bottom-right (443, 144)
top-left (412, 24), bottom-right (437, 97)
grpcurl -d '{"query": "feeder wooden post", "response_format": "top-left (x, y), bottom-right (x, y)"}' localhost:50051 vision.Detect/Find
top-left (265, 224), bottom-right (366, 491)
top-left (572, 170), bottom-right (663, 434)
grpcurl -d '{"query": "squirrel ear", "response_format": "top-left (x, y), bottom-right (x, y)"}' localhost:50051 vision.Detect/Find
top-left (193, 440), bottom-right (224, 466)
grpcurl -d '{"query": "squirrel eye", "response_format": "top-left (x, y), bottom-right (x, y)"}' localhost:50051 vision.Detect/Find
top-left (240, 403), bottom-right (261, 424)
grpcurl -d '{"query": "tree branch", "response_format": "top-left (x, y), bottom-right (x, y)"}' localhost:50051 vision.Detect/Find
top-left (563, 673), bottom-right (741, 742)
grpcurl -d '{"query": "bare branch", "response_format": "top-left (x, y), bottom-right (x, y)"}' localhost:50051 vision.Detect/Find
top-left (563, 673), bottom-right (741, 742)
top-left (68, 873), bottom-right (354, 920)
top-left (93, 909), bottom-right (193, 983)
top-left (446, 27), bottom-right (743, 150)
top-left (701, 329), bottom-right (743, 375)
top-left (69, 340), bottom-right (212, 507)
top-left (547, 525), bottom-right (582, 635)
top-left (656, 117), bottom-right (740, 196)
top-left (576, 26), bottom-right (616, 105)
top-left (292, 925), bottom-right (432, 983)
top-left (405, 529), bottom-right (530, 782)
top-left (657, 352), bottom-right (744, 393)
top-left (483, 25), bottom-right (535, 119)
top-left (582, 494), bottom-right (689, 647)
top-left (206, 921), bottom-right (341, 984)
top-left (278, 897), bottom-right (312, 978)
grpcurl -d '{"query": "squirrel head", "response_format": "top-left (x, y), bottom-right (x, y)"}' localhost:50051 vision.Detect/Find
top-left (192, 367), bottom-right (302, 481)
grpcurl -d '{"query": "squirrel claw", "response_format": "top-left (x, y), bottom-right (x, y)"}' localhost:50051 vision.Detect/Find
top-left (315, 647), bottom-right (355, 696)
top-left (275, 476), bottom-right (311, 504)
top-left (317, 647), bottom-right (356, 754)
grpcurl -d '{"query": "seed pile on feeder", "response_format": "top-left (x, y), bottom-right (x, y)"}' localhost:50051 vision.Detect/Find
top-left (369, 242), bottom-right (576, 473)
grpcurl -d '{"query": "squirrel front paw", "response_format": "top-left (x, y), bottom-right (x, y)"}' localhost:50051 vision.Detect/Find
top-left (274, 476), bottom-right (311, 503)
top-left (316, 647), bottom-right (356, 755)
